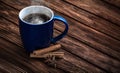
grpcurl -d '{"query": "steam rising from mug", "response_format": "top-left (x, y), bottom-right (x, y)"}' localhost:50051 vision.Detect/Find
top-left (29, 0), bottom-right (50, 24)
top-left (24, 0), bottom-right (50, 24)
top-left (31, 0), bottom-right (46, 5)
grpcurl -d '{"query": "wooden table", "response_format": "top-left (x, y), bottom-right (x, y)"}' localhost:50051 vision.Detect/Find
top-left (0, 0), bottom-right (120, 73)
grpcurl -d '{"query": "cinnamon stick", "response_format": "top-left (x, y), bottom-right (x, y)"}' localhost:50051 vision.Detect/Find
top-left (30, 52), bottom-right (64, 58)
top-left (33, 44), bottom-right (61, 55)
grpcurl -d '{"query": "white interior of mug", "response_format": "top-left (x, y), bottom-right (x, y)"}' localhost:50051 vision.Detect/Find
top-left (19, 5), bottom-right (54, 25)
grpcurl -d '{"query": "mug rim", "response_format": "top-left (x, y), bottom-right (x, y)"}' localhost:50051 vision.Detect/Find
top-left (19, 5), bottom-right (54, 25)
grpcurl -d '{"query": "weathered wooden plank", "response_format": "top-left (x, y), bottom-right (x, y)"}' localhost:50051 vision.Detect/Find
top-left (0, 0), bottom-right (119, 56)
top-left (1, 0), bottom-right (120, 41)
top-left (0, 16), bottom-right (66, 73)
top-left (0, 16), bottom-right (106, 73)
top-left (54, 30), bottom-right (106, 73)
top-left (0, 19), bottom-right (22, 47)
top-left (65, 0), bottom-right (120, 26)
top-left (54, 15), bottom-right (120, 61)
top-left (0, 13), bottom-right (118, 73)
top-left (0, 0), bottom-right (30, 11)
top-left (103, 0), bottom-right (120, 8)
top-left (0, 59), bottom-right (27, 73)
top-left (0, 38), bottom-right (65, 73)
top-left (0, 8), bottom-right (107, 72)
top-left (0, 1), bottom-right (19, 25)
top-left (0, 6), bottom-right (91, 72)
top-left (0, 0), bottom-right (120, 72)
top-left (0, 27), bottom-right (106, 73)
top-left (46, 0), bottom-right (120, 41)
top-left (0, 12), bottom-right (65, 73)
top-left (59, 36), bottom-right (120, 73)
top-left (0, 31), bottom-right (87, 73)
top-left (1, 0), bottom-right (120, 66)
top-left (0, 42), bottom-right (47, 73)
top-left (0, 37), bottom-right (51, 73)
top-left (55, 27), bottom-right (120, 73)
top-left (1, 0), bottom-right (118, 56)
top-left (42, 0), bottom-right (120, 60)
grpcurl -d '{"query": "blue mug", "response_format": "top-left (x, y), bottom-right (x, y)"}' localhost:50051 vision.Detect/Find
top-left (19, 6), bottom-right (68, 52)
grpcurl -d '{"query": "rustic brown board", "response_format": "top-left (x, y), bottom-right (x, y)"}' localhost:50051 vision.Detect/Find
top-left (1, 0), bottom-right (120, 60)
top-left (0, 0), bottom-right (120, 73)
top-left (0, 18), bottom-right (106, 72)
top-left (46, 0), bottom-right (120, 41)
top-left (0, 11), bottom-right (106, 73)
top-left (0, 38), bottom-right (65, 73)
top-left (103, 0), bottom-right (120, 8)
top-left (0, 0), bottom-right (119, 57)
top-left (2, 1), bottom-right (107, 71)
top-left (1, 0), bottom-right (120, 41)
top-left (65, 0), bottom-right (120, 26)
top-left (3, 0), bottom-right (119, 60)
top-left (54, 16), bottom-right (120, 60)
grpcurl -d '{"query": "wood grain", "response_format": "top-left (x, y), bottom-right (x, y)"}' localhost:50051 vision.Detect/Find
top-left (0, 14), bottom-right (105, 73)
top-left (2, 0), bottom-right (120, 41)
top-left (0, 6), bottom-right (106, 72)
top-left (103, 0), bottom-right (120, 8)
top-left (54, 15), bottom-right (120, 61)
top-left (49, 0), bottom-right (120, 41)
top-left (65, 0), bottom-right (120, 26)
top-left (55, 30), bottom-right (120, 73)
top-left (0, 28), bottom-right (89, 73)
top-left (0, 0), bottom-right (120, 73)
top-left (1, 0), bottom-right (120, 59)
top-left (0, 36), bottom-right (65, 73)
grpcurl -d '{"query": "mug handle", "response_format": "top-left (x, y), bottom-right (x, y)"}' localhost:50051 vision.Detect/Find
top-left (51, 15), bottom-right (69, 43)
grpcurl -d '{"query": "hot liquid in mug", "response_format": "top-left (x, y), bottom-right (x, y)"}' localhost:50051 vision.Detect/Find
top-left (19, 6), bottom-right (68, 52)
